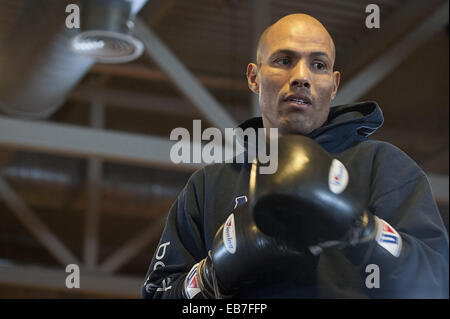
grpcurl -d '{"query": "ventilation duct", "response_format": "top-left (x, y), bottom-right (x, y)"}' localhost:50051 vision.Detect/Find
top-left (0, 0), bottom-right (147, 119)
top-left (70, 0), bottom-right (144, 63)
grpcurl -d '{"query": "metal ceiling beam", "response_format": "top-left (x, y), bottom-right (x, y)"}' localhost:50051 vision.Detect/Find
top-left (83, 100), bottom-right (104, 271)
top-left (88, 64), bottom-right (249, 91)
top-left (0, 177), bottom-right (80, 266)
top-left (251, 0), bottom-right (269, 117)
top-left (71, 86), bottom-right (196, 116)
top-left (0, 264), bottom-right (141, 298)
top-left (69, 86), bottom-right (250, 120)
top-left (134, 18), bottom-right (238, 133)
top-left (149, 29), bottom-right (251, 57)
top-left (0, 115), bottom-right (201, 172)
top-left (339, 0), bottom-right (442, 74)
top-left (99, 215), bottom-right (166, 273)
top-left (333, 0), bottom-right (449, 105)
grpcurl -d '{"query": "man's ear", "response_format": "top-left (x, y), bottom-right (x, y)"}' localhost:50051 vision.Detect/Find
top-left (246, 63), bottom-right (259, 94)
top-left (331, 70), bottom-right (340, 99)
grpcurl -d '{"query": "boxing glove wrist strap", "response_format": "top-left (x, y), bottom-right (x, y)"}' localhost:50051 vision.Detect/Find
top-left (183, 252), bottom-right (234, 299)
top-left (200, 251), bottom-right (232, 299)
top-left (344, 215), bottom-right (403, 266)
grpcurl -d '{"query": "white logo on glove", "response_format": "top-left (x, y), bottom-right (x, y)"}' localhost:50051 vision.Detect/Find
top-left (184, 263), bottom-right (201, 299)
top-left (223, 213), bottom-right (236, 254)
top-left (328, 159), bottom-right (349, 194)
top-left (375, 217), bottom-right (402, 257)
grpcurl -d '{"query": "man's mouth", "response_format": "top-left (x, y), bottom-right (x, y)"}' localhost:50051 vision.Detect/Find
top-left (284, 94), bottom-right (312, 107)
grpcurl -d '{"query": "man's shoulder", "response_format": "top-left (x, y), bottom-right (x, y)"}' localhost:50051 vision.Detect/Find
top-left (357, 138), bottom-right (426, 186)
top-left (203, 161), bottom-right (249, 173)
top-left (354, 138), bottom-right (418, 164)
top-left (186, 162), bottom-right (248, 184)
top-left (365, 139), bottom-right (419, 164)
top-left (342, 138), bottom-right (425, 181)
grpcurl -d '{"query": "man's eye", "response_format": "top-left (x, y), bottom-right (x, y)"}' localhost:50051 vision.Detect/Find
top-left (275, 57), bottom-right (290, 65)
top-left (314, 62), bottom-right (326, 70)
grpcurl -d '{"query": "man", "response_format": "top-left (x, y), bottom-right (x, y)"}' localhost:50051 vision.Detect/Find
top-left (142, 14), bottom-right (448, 298)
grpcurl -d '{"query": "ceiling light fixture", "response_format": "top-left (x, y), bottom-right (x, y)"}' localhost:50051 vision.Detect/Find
top-left (70, 0), bottom-right (144, 64)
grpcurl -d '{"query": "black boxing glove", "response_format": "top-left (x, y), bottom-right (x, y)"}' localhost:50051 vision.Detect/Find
top-left (250, 135), bottom-right (402, 261)
top-left (182, 201), bottom-right (316, 299)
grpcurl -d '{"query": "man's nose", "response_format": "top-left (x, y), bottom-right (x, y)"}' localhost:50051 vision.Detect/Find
top-left (290, 62), bottom-right (311, 89)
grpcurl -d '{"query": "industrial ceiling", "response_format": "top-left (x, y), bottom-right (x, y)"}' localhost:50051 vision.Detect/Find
top-left (0, 0), bottom-right (448, 298)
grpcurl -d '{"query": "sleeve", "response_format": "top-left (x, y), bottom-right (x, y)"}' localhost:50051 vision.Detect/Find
top-left (345, 143), bottom-right (449, 298)
top-left (141, 168), bottom-right (207, 299)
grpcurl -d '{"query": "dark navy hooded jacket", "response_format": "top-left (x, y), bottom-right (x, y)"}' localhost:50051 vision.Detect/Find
top-left (142, 101), bottom-right (449, 299)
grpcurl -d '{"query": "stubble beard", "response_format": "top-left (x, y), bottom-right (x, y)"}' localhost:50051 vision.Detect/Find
top-left (262, 99), bottom-right (331, 136)
top-left (277, 109), bottom-right (317, 136)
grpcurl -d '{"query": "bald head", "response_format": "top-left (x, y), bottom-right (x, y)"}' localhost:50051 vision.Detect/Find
top-left (246, 13), bottom-right (341, 136)
top-left (256, 14), bottom-right (336, 66)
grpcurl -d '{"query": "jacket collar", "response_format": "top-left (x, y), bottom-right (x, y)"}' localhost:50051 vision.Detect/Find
top-left (236, 101), bottom-right (384, 154)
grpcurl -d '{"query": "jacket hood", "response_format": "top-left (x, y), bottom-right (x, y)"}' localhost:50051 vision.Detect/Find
top-left (236, 101), bottom-right (384, 154)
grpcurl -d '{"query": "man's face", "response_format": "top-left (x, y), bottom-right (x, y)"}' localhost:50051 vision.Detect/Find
top-left (247, 17), bottom-right (340, 135)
